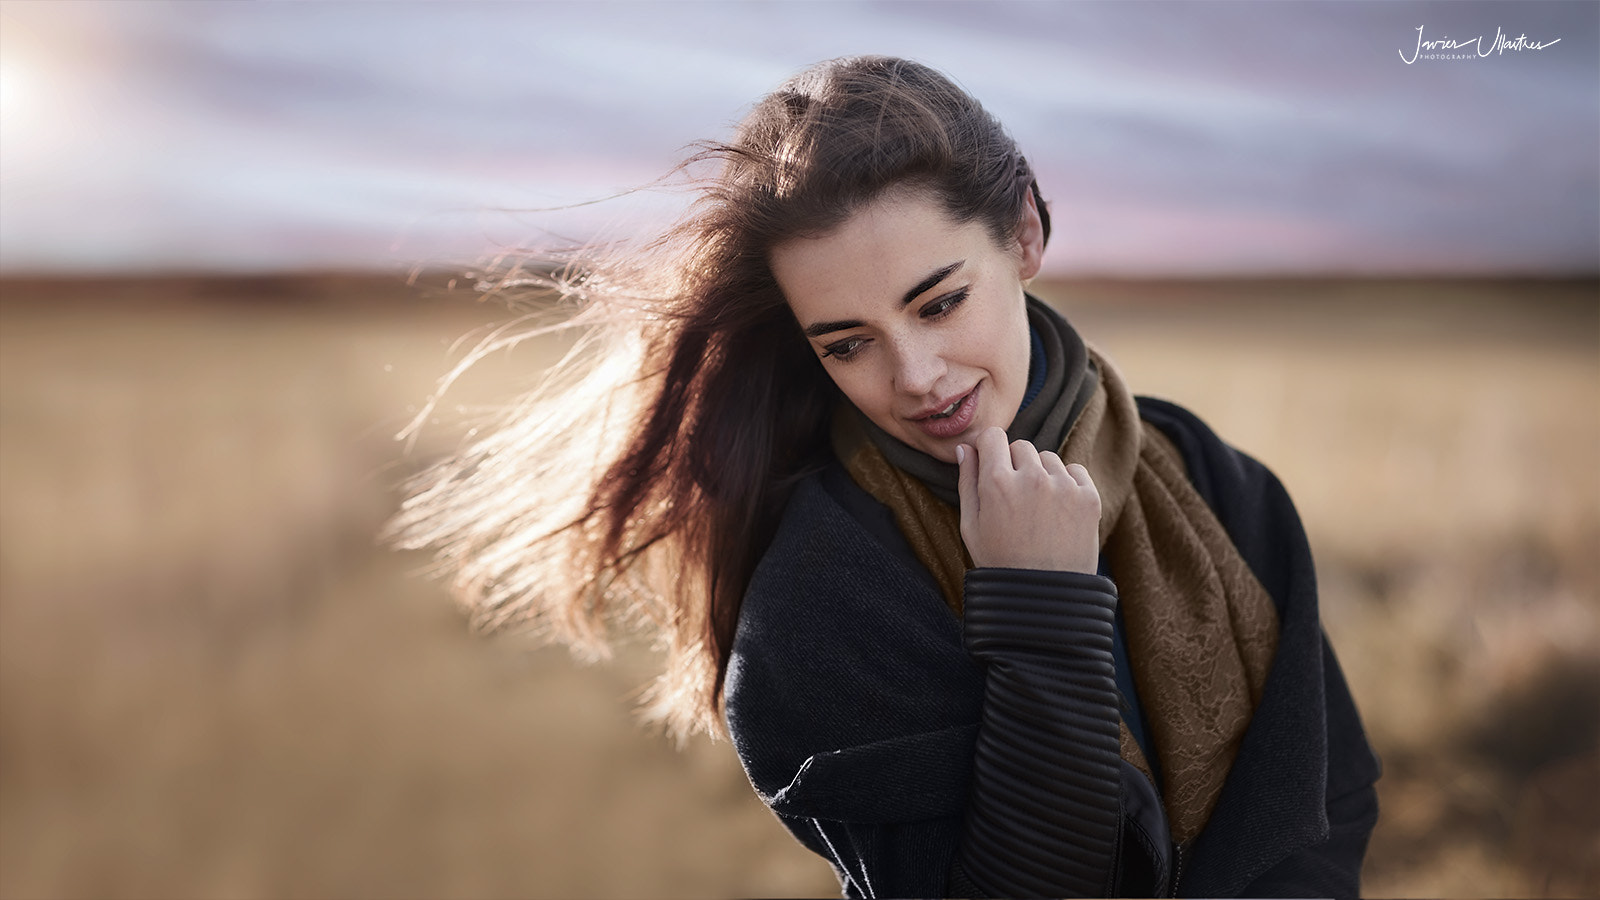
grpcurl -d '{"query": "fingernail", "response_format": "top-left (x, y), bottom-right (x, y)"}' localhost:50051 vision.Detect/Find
top-left (955, 445), bottom-right (966, 465)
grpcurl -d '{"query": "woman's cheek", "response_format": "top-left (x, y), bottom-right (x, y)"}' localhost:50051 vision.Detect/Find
top-left (848, 369), bottom-right (892, 422)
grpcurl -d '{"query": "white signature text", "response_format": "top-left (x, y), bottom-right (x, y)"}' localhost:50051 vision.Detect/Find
top-left (1400, 25), bottom-right (1560, 64)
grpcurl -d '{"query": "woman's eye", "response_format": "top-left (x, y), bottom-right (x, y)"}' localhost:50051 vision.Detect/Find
top-left (920, 289), bottom-right (969, 320)
top-left (821, 337), bottom-right (868, 361)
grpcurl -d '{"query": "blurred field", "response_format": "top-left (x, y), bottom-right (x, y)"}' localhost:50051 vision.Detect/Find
top-left (1, 274), bottom-right (1596, 898)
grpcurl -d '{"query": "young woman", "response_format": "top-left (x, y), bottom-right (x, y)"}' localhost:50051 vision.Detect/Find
top-left (389, 56), bottom-right (1380, 898)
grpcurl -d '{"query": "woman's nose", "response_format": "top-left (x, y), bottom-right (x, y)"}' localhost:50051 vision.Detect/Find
top-left (892, 341), bottom-right (947, 396)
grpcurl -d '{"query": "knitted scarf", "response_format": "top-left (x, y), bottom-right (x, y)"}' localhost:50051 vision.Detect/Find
top-left (829, 295), bottom-right (1280, 843)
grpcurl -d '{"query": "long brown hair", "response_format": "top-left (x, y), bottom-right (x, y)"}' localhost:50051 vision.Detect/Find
top-left (387, 56), bottom-right (1052, 740)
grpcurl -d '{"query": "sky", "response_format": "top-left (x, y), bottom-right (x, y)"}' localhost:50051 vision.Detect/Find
top-left (0, 0), bottom-right (1595, 277)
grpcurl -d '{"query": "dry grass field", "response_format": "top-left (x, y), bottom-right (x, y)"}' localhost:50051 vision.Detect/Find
top-left (0, 274), bottom-right (1595, 898)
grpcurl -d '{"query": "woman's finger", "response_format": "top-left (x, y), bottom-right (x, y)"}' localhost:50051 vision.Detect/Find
top-left (1009, 439), bottom-right (1043, 472)
top-left (1065, 462), bottom-right (1094, 488)
top-left (1039, 449), bottom-right (1069, 476)
top-left (956, 443), bottom-right (978, 516)
top-left (974, 426), bottom-right (1011, 479)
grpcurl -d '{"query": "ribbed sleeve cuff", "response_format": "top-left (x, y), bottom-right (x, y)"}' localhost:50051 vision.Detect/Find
top-left (962, 567), bottom-right (1119, 659)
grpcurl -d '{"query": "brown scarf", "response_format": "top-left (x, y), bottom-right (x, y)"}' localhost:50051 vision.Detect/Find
top-left (830, 297), bottom-right (1279, 843)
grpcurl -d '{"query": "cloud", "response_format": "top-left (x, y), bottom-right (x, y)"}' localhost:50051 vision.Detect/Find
top-left (1, 0), bottom-right (1594, 274)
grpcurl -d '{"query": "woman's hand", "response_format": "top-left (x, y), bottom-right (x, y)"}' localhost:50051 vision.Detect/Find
top-left (955, 426), bottom-right (1102, 574)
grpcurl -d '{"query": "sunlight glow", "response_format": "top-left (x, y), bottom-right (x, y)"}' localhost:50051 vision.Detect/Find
top-left (0, 59), bottom-right (24, 127)
top-left (0, 54), bottom-right (49, 182)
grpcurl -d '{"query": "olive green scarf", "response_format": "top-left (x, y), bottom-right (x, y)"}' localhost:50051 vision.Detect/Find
top-left (830, 296), bottom-right (1280, 843)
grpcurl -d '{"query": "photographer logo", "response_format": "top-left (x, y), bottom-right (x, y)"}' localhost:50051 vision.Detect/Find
top-left (1400, 25), bottom-right (1560, 63)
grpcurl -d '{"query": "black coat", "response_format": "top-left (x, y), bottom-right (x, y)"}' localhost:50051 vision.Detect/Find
top-left (724, 397), bottom-right (1381, 898)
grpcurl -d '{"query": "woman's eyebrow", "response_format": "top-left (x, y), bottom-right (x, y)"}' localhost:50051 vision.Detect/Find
top-left (801, 260), bottom-right (967, 339)
top-left (804, 318), bottom-right (864, 339)
top-left (901, 261), bottom-right (964, 306)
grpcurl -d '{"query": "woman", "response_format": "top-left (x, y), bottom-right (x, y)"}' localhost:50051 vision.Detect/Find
top-left (389, 56), bottom-right (1380, 898)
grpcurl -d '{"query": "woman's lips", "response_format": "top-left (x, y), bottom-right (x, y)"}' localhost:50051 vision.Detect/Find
top-left (912, 384), bottom-right (979, 439)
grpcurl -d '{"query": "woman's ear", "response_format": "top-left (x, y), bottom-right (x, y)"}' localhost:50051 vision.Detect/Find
top-left (1016, 187), bottom-right (1045, 281)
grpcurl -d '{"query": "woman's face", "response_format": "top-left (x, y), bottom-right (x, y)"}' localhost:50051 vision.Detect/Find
top-left (771, 186), bottom-right (1044, 463)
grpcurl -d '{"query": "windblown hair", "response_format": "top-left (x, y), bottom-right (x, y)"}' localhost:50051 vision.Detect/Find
top-left (386, 56), bottom-right (1051, 740)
